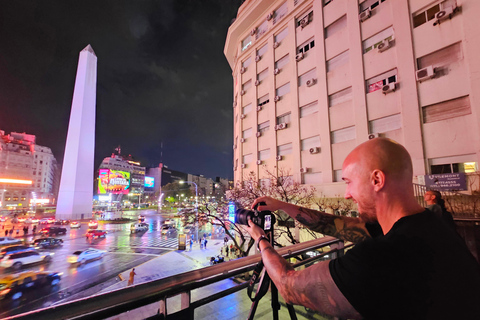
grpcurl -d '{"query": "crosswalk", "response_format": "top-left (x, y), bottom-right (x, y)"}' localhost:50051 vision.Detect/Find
top-left (125, 236), bottom-right (179, 249)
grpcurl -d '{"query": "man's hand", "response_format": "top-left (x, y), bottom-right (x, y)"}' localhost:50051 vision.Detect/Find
top-left (252, 196), bottom-right (285, 212)
top-left (244, 218), bottom-right (266, 242)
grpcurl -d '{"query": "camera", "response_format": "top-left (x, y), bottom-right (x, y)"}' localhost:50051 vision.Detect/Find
top-left (233, 202), bottom-right (276, 232)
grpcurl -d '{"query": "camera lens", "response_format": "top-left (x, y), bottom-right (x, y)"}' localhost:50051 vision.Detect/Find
top-left (234, 208), bottom-right (252, 226)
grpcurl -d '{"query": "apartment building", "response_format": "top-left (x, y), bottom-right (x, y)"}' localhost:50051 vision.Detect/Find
top-left (224, 0), bottom-right (480, 197)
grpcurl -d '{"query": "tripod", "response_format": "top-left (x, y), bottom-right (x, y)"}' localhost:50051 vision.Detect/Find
top-left (247, 229), bottom-right (298, 320)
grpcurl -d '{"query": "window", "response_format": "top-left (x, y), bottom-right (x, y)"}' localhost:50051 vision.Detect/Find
top-left (258, 94), bottom-right (270, 107)
top-left (369, 114), bottom-right (402, 133)
top-left (413, 0), bottom-right (456, 28)
top-left (301, 135), bottom-right (321, 151)
top-left (258, 121), bottom-right (270, 133)
top-left (303, 172), bottom-right (322, 184)
top-left (366, 69), bottom-right (397, 93)
top-left (422, 96), bottom-right (471, 123)
top-left (331, 126), bottom-right (355, 143)
top-left (430, 156), bottom-right (477, 174)
top-left (329, 87), bottom-right (352, 107)
top-left (277, 112), bottom-right (291, 124)
top-left (360, 0), bottom-right (387, 13)
top-left (258, 68), bottom-right (268, 82)
top-left (259, 149), bottom-right (270, 161)
top-left (325, 15), bottom-right (346, 38)
top-left (259, 178), bottom-right (271, 188)
top-left (278, 143), bottom-right (293, 156)
top-left (276, 83), bottom-right (290, 97)
top-left (300, 101), bottom-right (319, 117)
top-left (298, 69), bottom-right (316, 86)
top-left (326, 51), bottom-right (349, 73)
top-left (242, 104), bottom-right (252, 115)
top-left (274, 2), bottom-right (288, 24)
top-left (275, 28), bottom-right (288, 44)
top-left (296, 11), bottom-right (313, 28)
top-left (242, 80), bottom-right (252, 93)
top-left (363, 27), bottom-right (394, 53)
top-left (257, 44), bottom-right (268, 58)
top-left (243, 153), bottom-right (253, 164)
top-left (275, 55), bottom-right (289, 70)
top-left (297, 38), bottom-right (315, 54)
top-left (242, 35), bottom-right (252, 52)
top-left (242, 57), bottom-right (252, 69)
top-left (417, 42), bottom-right (462, 69)
top-left (324, 0), bottom-right (334, 6)
top-left (256, 20), bottom-right (268, 39)
top-left (242, 128), bottom-right (253, 139)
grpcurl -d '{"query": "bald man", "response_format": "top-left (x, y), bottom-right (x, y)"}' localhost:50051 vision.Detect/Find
top-left (246, 138), bottom-right (480, 319)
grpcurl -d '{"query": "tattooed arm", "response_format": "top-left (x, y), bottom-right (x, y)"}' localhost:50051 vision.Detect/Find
top-left (245, 220), bottom-right (362, 319)
top-left (252, 196), bottom-right (372, 243)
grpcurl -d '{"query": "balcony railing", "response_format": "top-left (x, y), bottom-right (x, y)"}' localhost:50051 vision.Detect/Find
top-left (7, 237), bottom-right (345, 320)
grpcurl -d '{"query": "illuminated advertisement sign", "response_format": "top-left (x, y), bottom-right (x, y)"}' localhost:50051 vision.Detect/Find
top-left (98, 169), bottom-right (131, 194)
top-left (144, 176), bottom-right (154, 188)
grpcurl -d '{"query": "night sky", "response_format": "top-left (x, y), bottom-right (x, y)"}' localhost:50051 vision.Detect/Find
top-left (0, 0), bottom-right (242, 180)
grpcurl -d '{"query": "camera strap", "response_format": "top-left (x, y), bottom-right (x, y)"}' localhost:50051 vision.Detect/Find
top-left (247, 261), bottom-right (270, 302)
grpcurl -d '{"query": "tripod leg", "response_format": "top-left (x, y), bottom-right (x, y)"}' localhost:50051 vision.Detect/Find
top-left (247, 297), bottom-right (260, 320)
top-left (271, 282), bottom-right (280, 320)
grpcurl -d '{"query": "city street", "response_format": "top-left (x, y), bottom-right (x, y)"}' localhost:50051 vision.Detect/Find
top-left (0, 209), bottom-right (184, 317)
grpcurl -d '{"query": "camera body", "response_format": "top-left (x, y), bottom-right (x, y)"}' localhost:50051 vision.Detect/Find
top-left (234, 202), bottom-right (276, 232)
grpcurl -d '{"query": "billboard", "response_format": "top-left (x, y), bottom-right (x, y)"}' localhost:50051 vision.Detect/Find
top-left (144, 176), bottom-right (154, 188)
top-left (98, 169), bottom-right (131, 194)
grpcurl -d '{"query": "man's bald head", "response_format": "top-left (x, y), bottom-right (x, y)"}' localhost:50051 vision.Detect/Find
top-left (344, 138), bottom-right (413, 185)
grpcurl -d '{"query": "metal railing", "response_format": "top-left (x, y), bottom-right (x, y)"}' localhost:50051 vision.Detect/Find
top-left (7, 237), bottom-right (345, 320)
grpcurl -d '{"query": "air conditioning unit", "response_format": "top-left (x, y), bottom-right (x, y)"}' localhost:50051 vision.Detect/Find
top-left (306, 78), bottom-right (317, 87)
top-left (241, 164), bottom-right (246, 169)
top-left (256, 105), bottom-right (263, 112)
top-left (300, 167), bottom-right (309, 173)
top-left (273, 42), bottom-right (280, 49)
top-left (309, 147), bottom-right (320, 154)
top-left (274, 95), bottom-right (281, 102)
top-left (267, 12), bottom-right (274, 21)
top-left (240, 90), bottom-right (246, 96)
top-left (377, 38), bottom-right (393, 53)
top-left (256, 131), bottom-right (262, 137)
top-left (276, 155), bottom-right (283, 161)
top-left (255, 55), bottom-right (261, 62)
top-left (255, 80), bottom-right (261, 86)
top-left (240, 138), bottom-right (246, 143)
top-left (433, 5), bottom-right (458, 26)
top-left (250, 28), bottom-right (257, 36)
top-left (368, 133), bottom-right (380, 140)
top-left (382, 82), bottom-right (396, 94)
top-left (416, 66), bottom-right (436, 82)
top-left (274, 68), bottom-right (280, 75)
top-left (240, 114), bottom-right (246, 119)
top-left (299, 16), bottom-right (310, 28)
top-left (240, 67), bottom-right (246, 74)
top-left (359, 8), bottom-right (371, 22)
top-left (277, 122), bottom-right (287, 130)
top-left (295, 52), bottom-right (304, 62)
top-left (256, 160), bottom-right (262, 165)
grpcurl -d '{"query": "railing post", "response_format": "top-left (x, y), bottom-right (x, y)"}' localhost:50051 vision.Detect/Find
top-left (330, 240), bottom-right (345, 259)
top-left (158, 297), bottom-right (167, 317)
top-left (181, 291), bottom-right (194, 319)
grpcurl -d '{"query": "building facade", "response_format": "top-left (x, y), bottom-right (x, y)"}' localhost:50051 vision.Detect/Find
top-left (224, 0), bottom-right (480, 197)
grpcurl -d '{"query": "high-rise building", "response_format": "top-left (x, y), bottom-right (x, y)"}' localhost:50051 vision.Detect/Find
top-left (225, 0), bottom-right (480, 197)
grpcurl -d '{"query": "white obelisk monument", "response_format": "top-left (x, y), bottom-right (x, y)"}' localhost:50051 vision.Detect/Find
top-left (56, 45), bottom-right (97, 220)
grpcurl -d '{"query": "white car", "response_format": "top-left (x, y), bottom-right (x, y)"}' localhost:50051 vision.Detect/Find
top-left (67, 248), bottom-right (105, 265)
top-left (70, 221), bottom-right (81, 228)
top-left (0, 251), bottom-right (53, 270)
top-left (0, 237), bottom-right (22, 246)
top-left (130, 223), bottom-right (148, 233)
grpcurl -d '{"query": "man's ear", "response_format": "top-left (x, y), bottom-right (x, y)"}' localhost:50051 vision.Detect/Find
top-left (371, 169), bottom-right (385, 192)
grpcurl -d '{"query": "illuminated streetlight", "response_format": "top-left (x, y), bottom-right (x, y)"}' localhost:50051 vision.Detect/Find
top-left (179, 180), bottom-right (198, 241)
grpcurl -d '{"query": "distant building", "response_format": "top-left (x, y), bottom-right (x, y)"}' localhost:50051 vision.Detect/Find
top-left (0, 130), bottom-right (58, 209)
top-left (224, 0), bottom-right (480, 197)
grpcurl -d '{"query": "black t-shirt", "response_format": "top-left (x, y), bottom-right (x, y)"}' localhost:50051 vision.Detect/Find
top-left (329, 210), bottom-right (480, 319)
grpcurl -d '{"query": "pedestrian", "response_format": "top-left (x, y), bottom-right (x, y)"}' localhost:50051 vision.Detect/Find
top-left (424, 190), bottom-right (456, 229)
top-left (32, 225), bottom-right (37, 234)
top-left (189, 238), bottom-right (193, 251)
top-left (23, 226), bottom-right (27, 236)
top-left (9, 227), bottom-right (13, 236)
top-left (127, 268), bottom-right (136, 286)
top-left (225, 245), bottom-right (229, 257)
top-left (4, 229), bottom-right (7, 237)
top-left (204, 237), bottom-right (207, 249)
top-left (224, 236), bottom-right (228, 245)
top-left (245, 138), bottom-right (480, 319)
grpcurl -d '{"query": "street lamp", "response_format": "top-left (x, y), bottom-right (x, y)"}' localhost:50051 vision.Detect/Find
top-left (179, 180), bottom-right (198, 241)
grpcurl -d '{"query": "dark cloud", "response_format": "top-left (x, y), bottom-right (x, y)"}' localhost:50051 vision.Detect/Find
top-left (0, 0), bottom-right (241, 179)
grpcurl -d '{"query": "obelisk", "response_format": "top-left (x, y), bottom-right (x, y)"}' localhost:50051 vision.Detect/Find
top-left (56, 45), bottom-right (97, 220)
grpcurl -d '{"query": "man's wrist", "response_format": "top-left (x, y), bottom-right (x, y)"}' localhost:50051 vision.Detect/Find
top-left (256, 235), bottom-right (269, 251)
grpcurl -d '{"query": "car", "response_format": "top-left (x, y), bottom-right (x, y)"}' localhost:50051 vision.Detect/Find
top-left (31, 237), bottom-right (63, 249)
top-left (138, 215), bottom-right (145, 222)
top-left (46, 218), bottom-right (55, 224)
top-left (17, 217), bottom-right (26, 223)
top-left (88, 220), bottom-right (98, 229)
top-left (70, 221), bottom-right (81, 228)
top-left (0, 237), bottom-right (23, 247)
top-left (39, 227), bottom-right (67, 236)
top-left (0, 216), bottom-right (7, 222)
top-left (85, 229), bottom-right (106, 239)
top-left (130, 223), bottom-right (148, 233)
top-left (0, 271), bottom-right (62, 301)
top-left (183, 226), bottom-right (194, 234)
top-left (0, 245), bottom-right (33, 258)
top-left (161, 225), bottom-right (176, 235)
top-left (39, 218), bottom-right (50, 224)
top-left (54, 219), bottom-right (70, 225)
top-left (67, 248), bottom-right (105, 265)
top-left (0, 251), bottom-right (53, 270)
